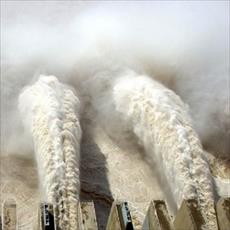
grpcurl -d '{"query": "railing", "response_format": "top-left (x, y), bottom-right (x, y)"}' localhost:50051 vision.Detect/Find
top-left (1, 197), bottom-right (229, 230)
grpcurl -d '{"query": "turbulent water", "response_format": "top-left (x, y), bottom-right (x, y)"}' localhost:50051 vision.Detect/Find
top-left (18, 75), bottom-right (82, 229)
top-left (18, 72), bottom-right (218, 229)
top-left (87, 70), bottom-right (218, 229)
top-left (1, 1), bottom-right (229, 229)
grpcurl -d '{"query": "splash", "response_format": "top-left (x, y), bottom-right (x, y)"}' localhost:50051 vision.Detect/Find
top-left (89, 70), bottom-right (218, 229)
top-left (18, 75), bottom-right (82, 229)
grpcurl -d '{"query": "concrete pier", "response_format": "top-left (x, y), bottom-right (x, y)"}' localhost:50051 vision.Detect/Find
top-left (143, 200), bottom-right (174, 230)
top-left (2, 199), bottom-right (17, 230)
top-left (216, 198), bottom-right (230, 230)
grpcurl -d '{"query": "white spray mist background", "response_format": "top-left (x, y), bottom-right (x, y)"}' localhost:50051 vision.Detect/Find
top-left (1, 1), bottom-right (229, 159)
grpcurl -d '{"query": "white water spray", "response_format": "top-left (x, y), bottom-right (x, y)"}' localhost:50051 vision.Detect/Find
top-left (1, 2), bottom-right (228, 229)
top-left (88, 70), bottom-right (218, 229)
top-left (18, 75), bottom-right (82, 229)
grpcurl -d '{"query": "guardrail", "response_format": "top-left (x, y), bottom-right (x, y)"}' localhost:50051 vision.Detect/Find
top-left (1, 197), bottom-right (229, 230)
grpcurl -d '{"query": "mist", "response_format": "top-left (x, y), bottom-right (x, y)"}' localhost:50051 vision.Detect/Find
top-left (1, 1), bottom-right (229, 159)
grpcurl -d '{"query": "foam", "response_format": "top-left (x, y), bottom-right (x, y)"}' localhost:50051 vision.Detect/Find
top-left (88, 70), bottom-right (217, 229)
top-left (18, 75), bottom-right (82, 229)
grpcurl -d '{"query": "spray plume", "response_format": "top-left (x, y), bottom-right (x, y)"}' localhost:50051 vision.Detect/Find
top-left (18, 75), bottom-right (82, 229)
top-left (86, 70), bottom-right (218, 229)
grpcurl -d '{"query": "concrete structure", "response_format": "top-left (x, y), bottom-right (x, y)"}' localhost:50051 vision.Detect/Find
top-left (1, 198), bottom-right (229, 230)
top-left (2, 199), bottom-right (17, 230)
top-left (143, 200), bottom-right (174, 230)
top-left (216, 198), bottom-right (230, 230)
